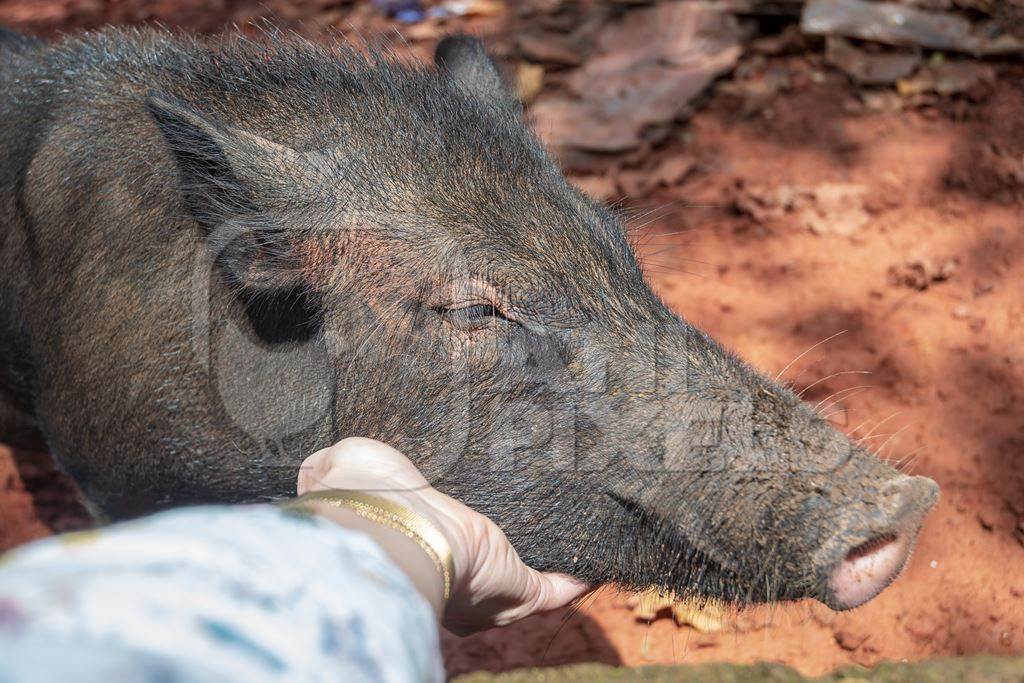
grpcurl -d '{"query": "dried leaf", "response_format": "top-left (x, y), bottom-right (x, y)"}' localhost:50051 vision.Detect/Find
top-left (627, 588), bottom-right (726, 632)
top-left (514, 62), bottom-right (545, 103)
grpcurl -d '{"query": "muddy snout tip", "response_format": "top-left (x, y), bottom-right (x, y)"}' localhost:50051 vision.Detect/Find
top-left (825, 475), bottom-right (940, 610)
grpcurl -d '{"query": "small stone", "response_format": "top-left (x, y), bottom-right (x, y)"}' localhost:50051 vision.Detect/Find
top-left (904, 611), bottom-right (940, 642)
top-left (935, 257), bottom-right (958, 281)
top-left (651, 155), bottom-right (697, 188)
top-left (977, 512), bottom-right (994, 531)
top-left (835, 624), bottom-right (872, 651)
top-left (974, 281), bottom-right (995, 298)
top-left (615, 170), bottom-right (648, 198)
top-left (888, 257), bottom-right (959, 290)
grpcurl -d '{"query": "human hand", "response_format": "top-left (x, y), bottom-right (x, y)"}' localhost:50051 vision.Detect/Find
top-left (297, 437), bottom-right (590, 635)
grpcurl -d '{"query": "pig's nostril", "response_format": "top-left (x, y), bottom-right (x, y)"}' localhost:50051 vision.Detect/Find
top-left (844, 531), bottom-right (898, 563)
top-left (828, 531), bottom-right (911, 609)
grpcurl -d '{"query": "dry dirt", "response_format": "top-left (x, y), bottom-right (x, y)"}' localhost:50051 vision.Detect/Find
top-left (1, 0), bottom-right (1022, 678)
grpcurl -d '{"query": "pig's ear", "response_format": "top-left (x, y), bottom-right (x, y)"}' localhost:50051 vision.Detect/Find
top-left (146, 94), bottom-right (305, 228)
top-left (146, 94), bottom-right (312, 289)
top-left (434, 35), bottom-right (514, 105)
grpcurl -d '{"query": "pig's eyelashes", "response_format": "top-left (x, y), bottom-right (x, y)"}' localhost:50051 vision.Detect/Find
top-left (435, 302), bottom-right (511, 332)
top-left (458, 303), bottom-right (500, 320)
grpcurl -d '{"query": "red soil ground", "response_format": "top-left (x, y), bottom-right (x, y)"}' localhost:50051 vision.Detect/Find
top-left (1, 0), bottom-right (1022, 678)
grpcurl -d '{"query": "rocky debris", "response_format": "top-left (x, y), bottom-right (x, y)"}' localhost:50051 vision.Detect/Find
top-left (570, 174), bottom-right (618, 202)
top-left (516, 29), bottom-right (584, 66)
top-left (712, 0), bottom-right (805, 16)
top-left (749, 23), bottom-right (813, 55)
top-left (888, 257), bottom-right (959, 290)
top-left (945, 140), bottom-right (1024, 202)
top-left (4, 0), bottom-right (1015, 175)
top-left (802, 0), bottom-right (1024, 55)
top-left (530, 2), bottom-right (743, 154)
top-left (976, 510), bottom-right (994, 531)
top-left (617, 155), bottom-right (697, 198)
top-left (825, 35), bottom-right (922, 85)
top-left (834, 621), bottom-right (875, 651)
top-left (732, 181), bottom-right (871, 236)
top-left (795, 0), bottom-right (1019, 109)
top-left (896, 58), bottom-right (996, 98)
top-left (717, 56), bottom-right (797, 117)
top-left (903, 610), bottom-right (943, 644)
top-left (570, 154), bottom-right (696, 202)
top-left (651, 155), bottom-right (697, 186)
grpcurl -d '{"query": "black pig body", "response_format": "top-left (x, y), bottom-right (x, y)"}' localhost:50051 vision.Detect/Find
top-left (0, 27), bottom-right (937, 609)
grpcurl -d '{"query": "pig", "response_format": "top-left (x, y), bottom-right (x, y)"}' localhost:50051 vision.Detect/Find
top-left (0, 26), bottom-right (937, 610)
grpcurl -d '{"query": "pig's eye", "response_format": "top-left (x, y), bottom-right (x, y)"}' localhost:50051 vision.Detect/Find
top-left (436, 302), bottom-right (509, 331)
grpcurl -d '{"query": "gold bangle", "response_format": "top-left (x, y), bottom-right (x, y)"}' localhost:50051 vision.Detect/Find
top-left (285, 490), bottom-right (455, 601)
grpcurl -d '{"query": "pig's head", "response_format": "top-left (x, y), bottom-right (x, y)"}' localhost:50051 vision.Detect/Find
top-left (148, 35), bottom-right (938, 610)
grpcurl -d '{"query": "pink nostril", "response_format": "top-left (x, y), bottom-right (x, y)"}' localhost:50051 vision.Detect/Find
top-left (828, 532), bottom-right (911, 609)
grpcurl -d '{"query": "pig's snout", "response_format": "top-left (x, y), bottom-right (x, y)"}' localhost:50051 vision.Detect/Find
top-left (822, 475), bottom-right (939, 610)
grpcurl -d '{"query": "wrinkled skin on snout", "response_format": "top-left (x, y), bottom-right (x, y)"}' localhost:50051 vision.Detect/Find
top-left (0, 30), bottom-right (937, 610)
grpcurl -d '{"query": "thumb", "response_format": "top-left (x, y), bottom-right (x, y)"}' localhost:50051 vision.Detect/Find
top-left (537, 572), bottom-right (591, 610)
top-left (296, 448), bottom-right (330, 496)
top-left (523, 570), bottom-right (592, 615)
top-left (493, 570), bottom-right (590, 627)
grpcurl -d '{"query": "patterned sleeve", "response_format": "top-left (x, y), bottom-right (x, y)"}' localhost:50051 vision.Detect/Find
top-left (0, 505), bottom-right (445, 683)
